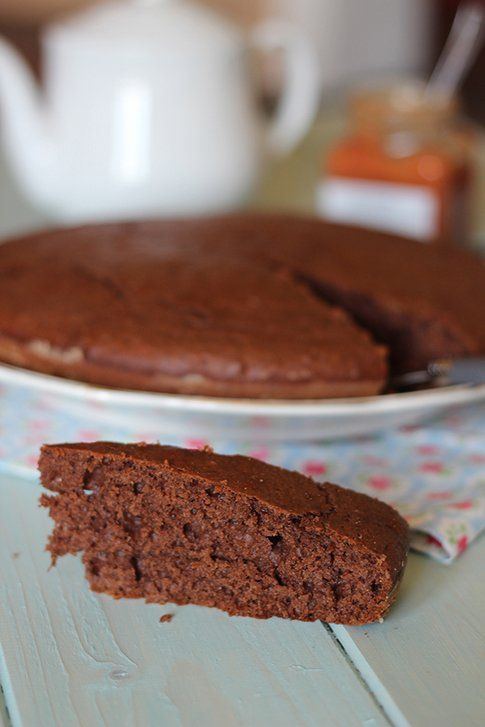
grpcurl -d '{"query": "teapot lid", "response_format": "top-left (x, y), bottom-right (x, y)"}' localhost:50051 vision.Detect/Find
top-left (46, 0), bottom-right (241, 53)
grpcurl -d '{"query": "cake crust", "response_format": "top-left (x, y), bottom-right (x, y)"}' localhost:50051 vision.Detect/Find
top-left (39, 442), bottom-right (410, 625)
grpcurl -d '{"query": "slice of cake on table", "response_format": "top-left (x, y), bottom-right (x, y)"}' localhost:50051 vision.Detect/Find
top-left (39, 442), bottom-right (410, 625)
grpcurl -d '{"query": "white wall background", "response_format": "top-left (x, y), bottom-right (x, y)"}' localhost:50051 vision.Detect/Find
top-left (278, 0), bottom-right (435, 93)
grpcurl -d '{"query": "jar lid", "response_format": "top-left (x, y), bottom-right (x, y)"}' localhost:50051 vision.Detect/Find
top-left (351, 81), bottom-right (459, 131)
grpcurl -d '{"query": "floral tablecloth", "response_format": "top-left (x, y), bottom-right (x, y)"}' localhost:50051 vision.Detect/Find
top-left (0, 383), bottom-right (484, 564)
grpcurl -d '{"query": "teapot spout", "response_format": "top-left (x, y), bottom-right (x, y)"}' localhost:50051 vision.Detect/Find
top-left (0, 37), bottom-right (58, 211)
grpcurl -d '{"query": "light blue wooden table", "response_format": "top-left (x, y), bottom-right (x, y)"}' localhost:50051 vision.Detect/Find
top-left (0, 125), bottom-right (484, 727)
top-left (1, 470), bottom-right (484, 727)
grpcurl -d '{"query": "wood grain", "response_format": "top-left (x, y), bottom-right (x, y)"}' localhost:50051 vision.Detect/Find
top-left (0, 473), bottom-right (387, 727)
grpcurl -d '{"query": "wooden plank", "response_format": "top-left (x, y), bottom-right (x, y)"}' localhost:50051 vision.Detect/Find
top-left (333, 537), bottom-right (485, 727)
top-left (0, 691), bottom-right (9, 727)
top-left (0, 473), bottom-right (387, 727)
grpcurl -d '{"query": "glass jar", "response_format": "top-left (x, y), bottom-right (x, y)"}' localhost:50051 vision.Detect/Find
top-left (317, 82), bottom-right (475, 245)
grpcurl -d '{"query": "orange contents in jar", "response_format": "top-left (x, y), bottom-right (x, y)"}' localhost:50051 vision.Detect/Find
top-left (318, 84), bottom-right (475, 245)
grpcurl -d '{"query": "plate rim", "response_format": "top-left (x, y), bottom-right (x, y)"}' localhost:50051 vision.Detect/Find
top-left (0, 362), bottom-right (483, 417)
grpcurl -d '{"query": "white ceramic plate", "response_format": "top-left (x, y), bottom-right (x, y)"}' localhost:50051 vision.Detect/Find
top-left (1, 362), bottom-right (484, 442)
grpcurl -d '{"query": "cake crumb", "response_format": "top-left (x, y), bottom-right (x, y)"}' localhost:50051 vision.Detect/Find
top-left (12, 552), bottom-right (20, 559)
top-left (378, 617), bottom-right (384, 624)
top-left (160, 613), bottom-right (174, 623)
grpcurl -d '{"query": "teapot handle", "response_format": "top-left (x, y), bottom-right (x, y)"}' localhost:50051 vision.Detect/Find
top-left (251, 20), bottom-right (321, 156)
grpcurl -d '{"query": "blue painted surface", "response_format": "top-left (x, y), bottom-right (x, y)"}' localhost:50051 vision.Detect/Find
top-left (0, 474), bottom-right (387, 727)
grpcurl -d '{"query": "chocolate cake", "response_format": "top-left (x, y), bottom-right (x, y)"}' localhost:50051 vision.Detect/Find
top-left (258, 217), bottom-right (485, 372)
top-left (185, 214), bottom-right (485, 372)
top-left (39, 442), bottom-right (410, 625)
top-left (0, 222), bottom-right (386, 398)
top-left (0, 214), bottom-right (483, 397)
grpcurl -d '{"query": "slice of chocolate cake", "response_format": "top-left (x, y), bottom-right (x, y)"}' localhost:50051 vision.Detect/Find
top-left (39, 442), bottom-right (410, 625)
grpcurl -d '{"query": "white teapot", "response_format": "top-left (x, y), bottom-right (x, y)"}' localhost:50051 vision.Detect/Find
top-left (0, 0), bottom-right (320, 222)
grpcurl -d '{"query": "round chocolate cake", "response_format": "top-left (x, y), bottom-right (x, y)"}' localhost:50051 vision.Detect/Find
top-left (0, 215), bottom-right (483, 398)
